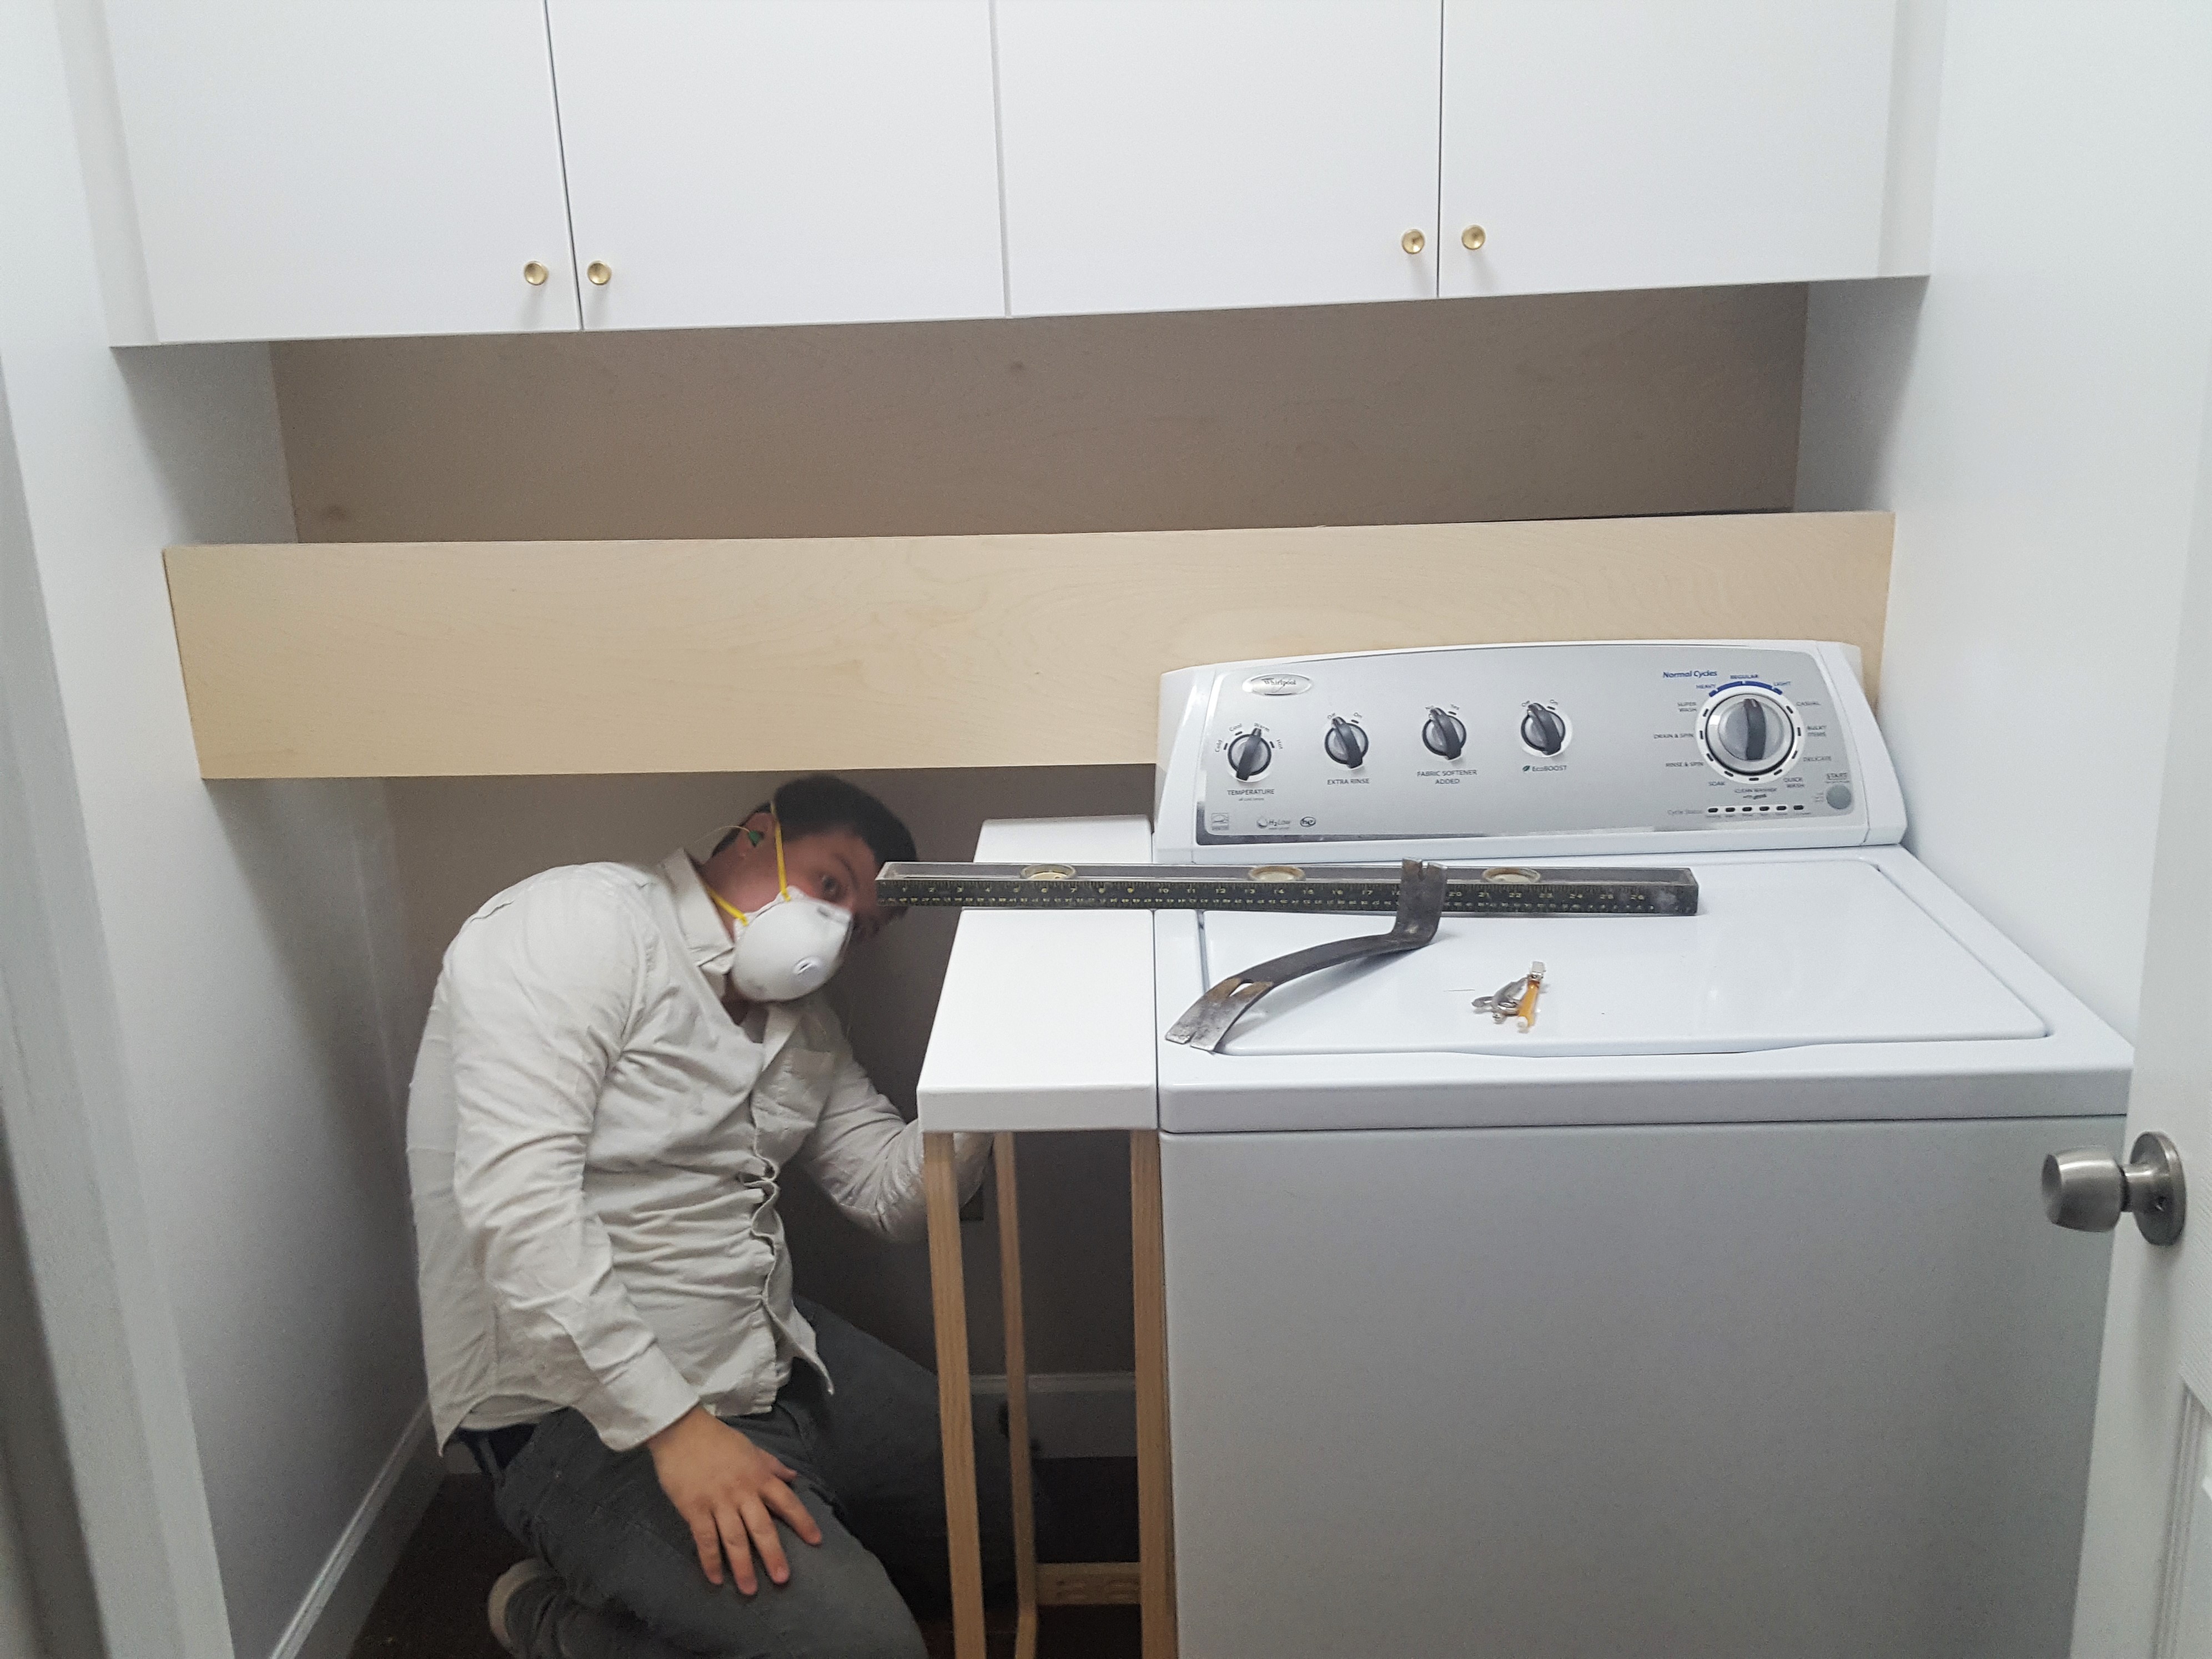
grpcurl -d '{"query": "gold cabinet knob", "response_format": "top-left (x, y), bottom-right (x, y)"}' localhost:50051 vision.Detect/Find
top-left (522, 260), bottom-right (549, 286)
top-left (1461, 224), bottom-right (1487, 251)
top-left (586, 261), bottom-right (612, 286)
top-left (1401, 228), bottom-right (1426, 255)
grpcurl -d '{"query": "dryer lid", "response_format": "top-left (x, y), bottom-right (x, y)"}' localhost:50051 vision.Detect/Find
top-left (1196, 858), bottom-right (2046, 1058)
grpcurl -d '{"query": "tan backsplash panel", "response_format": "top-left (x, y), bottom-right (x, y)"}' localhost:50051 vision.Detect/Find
top-left (168, 514), bottom-right (1889, 778)
top-left (273, 286), bottom-right (1806, 544)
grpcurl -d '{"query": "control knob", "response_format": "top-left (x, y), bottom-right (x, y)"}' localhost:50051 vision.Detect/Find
top-left (1226, 730), bottom-right (1273, 780)
top-left (1520, 702), bottom-right (1568, 756)
top-left (1422, 708), bottom-right (1466, 760)
top-left (1701, 687), bottom-right (1798, 778)
top-left (1324, 717), bottom-right (1369, 768)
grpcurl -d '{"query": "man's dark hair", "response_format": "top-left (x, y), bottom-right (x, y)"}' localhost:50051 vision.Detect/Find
top-left (718, 775), bottom-right (917, 871)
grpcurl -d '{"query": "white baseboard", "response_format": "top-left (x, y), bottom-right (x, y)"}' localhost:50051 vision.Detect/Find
top-left (970, 1371), bottom-right (1135, 1460)
top-left (267, 1402), bottom-right (442, 1659)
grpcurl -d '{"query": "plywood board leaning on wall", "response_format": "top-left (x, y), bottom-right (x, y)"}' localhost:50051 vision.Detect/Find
top-left (165, 514), bottom-right (1892, 778)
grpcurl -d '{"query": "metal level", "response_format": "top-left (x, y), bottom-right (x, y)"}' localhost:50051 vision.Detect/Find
top-left (876, 861), bottom-right (1698, 917)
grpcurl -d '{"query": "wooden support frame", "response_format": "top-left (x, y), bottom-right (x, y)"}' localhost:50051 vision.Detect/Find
top-left (997, 1135), bottom-right (1039, 1659)
top-left (1037, 1562), bottom-right (1145, 1606)
top-left (924, 1137), bottom-right (988, 1658)
top-left (1129, 1130), bottom-right (1178, 1659)
top-left (927, 1131), bottom-right (1177, 1659)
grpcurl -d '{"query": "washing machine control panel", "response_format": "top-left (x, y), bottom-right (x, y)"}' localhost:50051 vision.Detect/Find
top-left (1184, 642), bottom-right (1874, 847)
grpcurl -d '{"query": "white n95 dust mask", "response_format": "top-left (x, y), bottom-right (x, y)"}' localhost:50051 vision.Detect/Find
top-left (706, 818), bottom-right (854, 1002)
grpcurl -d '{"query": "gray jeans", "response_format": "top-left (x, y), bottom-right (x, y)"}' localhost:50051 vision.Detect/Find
top-left (492, 1299), bottom-right (1017, 1658)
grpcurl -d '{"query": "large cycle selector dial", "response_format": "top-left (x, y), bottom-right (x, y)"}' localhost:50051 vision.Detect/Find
top-left (1698, 683), bottom-right (1803, 778)
top-left (1324, 716), bottom-right (1369, 768)
top-left (1520, 702), bottom-right (1568, 756)
top-left (1226, 729), bottom-right (1273, 780)
top-left (1422, 707), bottom-right (1466, 760)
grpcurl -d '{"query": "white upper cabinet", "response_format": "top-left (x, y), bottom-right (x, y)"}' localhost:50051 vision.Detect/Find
top-left (995, 0), bottom-right (1444, 318)
top-left (545, 1), bottom-right (1004, 331)
top-left (102, 1), bottom-right (579, 343)
top-left (88, 0), bottom-right (1929, 341)
top-left (1440, 1), bottom-right (1902, 298)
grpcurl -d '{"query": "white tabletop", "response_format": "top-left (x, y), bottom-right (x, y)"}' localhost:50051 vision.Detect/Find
top-left (916, 815), bottom-right (1160, 1133)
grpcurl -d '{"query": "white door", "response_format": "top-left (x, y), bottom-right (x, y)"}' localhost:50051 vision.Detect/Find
top-left (102, 0), bottom-right (579, 342)
top-left (546, 0), bottom-right (1004, 332)
top-left (1439, 0), bottom-right (1896, 298)
top-left (996, 0), bottom-right (1442, 318)
top-left (2068, 371), bottom-right (2212, 1654)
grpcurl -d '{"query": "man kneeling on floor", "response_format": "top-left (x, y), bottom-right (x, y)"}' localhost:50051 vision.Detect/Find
top-left (407, 776), bottom-right (1014, 1658)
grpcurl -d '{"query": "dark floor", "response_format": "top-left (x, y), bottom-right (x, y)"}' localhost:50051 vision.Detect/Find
top-left (350, 1460), bottom-right (1142, 1659)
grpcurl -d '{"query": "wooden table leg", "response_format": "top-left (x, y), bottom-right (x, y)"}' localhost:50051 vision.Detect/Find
top-left (1130, 1130), bottom-right (1179, 1659)
top-left (996, 1134), bottom-right (1039, 1659)
top-left (938, 1132), bottom-right (1173, 1656)
top-left (926, 1134), bottom-right (987, 1659)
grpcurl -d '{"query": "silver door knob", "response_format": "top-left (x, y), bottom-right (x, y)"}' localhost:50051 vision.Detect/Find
top-left (2043, 1131), bottom-right (2184, 1245)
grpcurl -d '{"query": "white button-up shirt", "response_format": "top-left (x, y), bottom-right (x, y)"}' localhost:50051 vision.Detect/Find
top-left (407, 847), bottom-right (987, 1452)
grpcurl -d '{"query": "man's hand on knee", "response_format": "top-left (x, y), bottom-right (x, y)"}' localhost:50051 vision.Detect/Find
top-left (646, 1407), bottom-right (824, 1594)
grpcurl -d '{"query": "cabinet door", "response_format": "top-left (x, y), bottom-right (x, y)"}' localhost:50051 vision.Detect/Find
top-left (1440, 1), bottom-right (1897, 297)
top-left (103, 1), bottom-right (579, 342)
top-left (997, 0), bottom-right (1442, 318)
top-left (546, 1), bottom-right (1003, 332)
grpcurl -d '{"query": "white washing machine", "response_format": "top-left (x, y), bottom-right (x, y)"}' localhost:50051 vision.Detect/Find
top-left (1149, 641), bottom-right (2129, 1659)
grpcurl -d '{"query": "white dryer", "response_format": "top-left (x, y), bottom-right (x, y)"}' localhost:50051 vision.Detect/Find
top-left (1149, 641), bottom-right (2129, 1659)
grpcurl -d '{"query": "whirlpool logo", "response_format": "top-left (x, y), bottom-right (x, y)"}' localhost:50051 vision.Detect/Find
top-left (1241, 673), bottom-right (1314, 696)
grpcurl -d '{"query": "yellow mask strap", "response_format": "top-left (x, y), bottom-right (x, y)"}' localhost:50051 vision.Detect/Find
top-left (706, 815), bottom-right (789, 926)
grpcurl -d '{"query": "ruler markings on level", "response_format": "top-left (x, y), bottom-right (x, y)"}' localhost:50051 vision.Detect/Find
top-left (875, 862), bottom-right (1698, 917)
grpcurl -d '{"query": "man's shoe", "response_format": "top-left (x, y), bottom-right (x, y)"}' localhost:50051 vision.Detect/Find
top-left (487, 1557), bottom-right (556, 1657)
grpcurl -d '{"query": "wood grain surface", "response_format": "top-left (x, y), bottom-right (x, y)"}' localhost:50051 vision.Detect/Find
top-left (924, 1135), bottom-right (987, 1659)
top-left (1037, 1563), bottom-right (1145, 1607)
top-left (165, 514), bottom-right (1890, 778)
top-left (996, 1136), bottom-right (1040, 1659)
top-left (1128, 1132), bottom-right (1178, 1659)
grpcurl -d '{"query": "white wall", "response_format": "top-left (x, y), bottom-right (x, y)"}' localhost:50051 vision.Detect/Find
top-left (0, 1075), bottom-right (102, 1659)
top-left (0, 2), bottom-right (433, 1655)
top-left (1798, 0), bottom-right (2212, 1039)
top-left (0, 1440), bottom-right (44, 1659)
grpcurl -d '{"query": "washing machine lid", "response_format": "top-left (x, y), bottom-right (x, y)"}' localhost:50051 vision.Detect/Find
top-left (1198, 857), bottom-right (2047, 1058)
